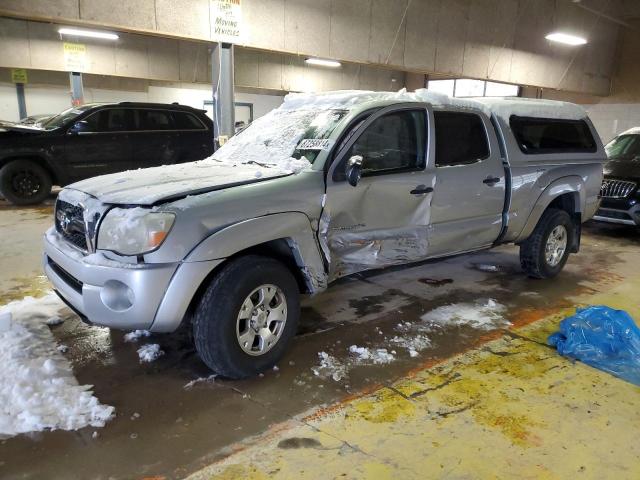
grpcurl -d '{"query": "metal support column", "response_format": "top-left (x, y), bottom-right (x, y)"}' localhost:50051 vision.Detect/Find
top-left (69, 72), bottom-right (84, 107)
top-left (211, 42), bottom-right (235, 147)
top-left (15, 83), bottom-right (27, 120)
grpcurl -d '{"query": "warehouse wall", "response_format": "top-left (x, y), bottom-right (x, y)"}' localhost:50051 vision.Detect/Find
top-left (0, 18), bottom-right (404, 93)
top-left (0, 0), bottom-right (622, 95)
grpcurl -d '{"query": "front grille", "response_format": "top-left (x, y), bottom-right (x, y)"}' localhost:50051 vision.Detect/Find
top-left (55, 200), bottom-right (88, 251)
top-left (600, 179), bottom-right (637, 199)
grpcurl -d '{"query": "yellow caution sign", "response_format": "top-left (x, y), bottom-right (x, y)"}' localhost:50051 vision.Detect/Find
top-left (11, 68), bottom-right (28, 84)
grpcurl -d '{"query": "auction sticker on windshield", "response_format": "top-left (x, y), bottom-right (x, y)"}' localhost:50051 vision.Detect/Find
top-left (297, 139), bottom-right (333, 150)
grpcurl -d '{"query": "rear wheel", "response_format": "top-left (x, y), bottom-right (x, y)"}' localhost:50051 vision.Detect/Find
top-left (192, 255), bottom-right (300, 379)
top-left (520, 208), bottom-right (574, 279)
top-left (0, 159), bottom-right (52, 205)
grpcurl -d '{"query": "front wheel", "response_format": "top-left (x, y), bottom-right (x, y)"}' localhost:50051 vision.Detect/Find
top-left (192, 255), bottom-right (300, 379)
top-left (520, 208), bottom-right (574, 279)
top-left (0, 159), bottom-right (52, 205)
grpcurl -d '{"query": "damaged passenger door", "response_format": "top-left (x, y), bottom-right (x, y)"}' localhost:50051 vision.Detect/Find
top-left (427, 110), bottom-right (506, 255)
top-left (322, 104), bottom-right (435, 280)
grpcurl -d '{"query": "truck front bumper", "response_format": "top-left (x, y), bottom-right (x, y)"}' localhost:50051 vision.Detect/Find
top-left (44, 228), bottom-right (223, 332)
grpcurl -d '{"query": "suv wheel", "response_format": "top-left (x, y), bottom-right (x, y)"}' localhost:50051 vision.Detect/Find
top-left (192, 255), bottom-right (300, 379)
top-left (520, 208), bottom-right (574, 279)
top-left (0, 159), bottom-right (52, 205)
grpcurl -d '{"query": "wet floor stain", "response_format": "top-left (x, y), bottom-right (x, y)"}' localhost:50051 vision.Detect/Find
top-left (418, 277), bottom-right (453, 287)
top-left (348, 289), bottom-right (405, 317)
top-left (277, 437), bottom-right (322, 449)
top-left (0, 275), bottom-right (51, 305)
top-left (297, 307), bottom-right (332, 335)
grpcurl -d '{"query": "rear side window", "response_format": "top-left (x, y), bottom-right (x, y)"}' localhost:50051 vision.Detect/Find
top-left (173, 111), bottom-right (205, 130)
top-left (434, 111), bottom-right (489, 167)
top-left (510, 116), bottom-right (596, 154)
top-left (138, 109), bottom-right (173, 130)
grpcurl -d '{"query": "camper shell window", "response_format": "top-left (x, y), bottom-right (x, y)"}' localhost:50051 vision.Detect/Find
top-left (510, 116), bottom-right (596, 154)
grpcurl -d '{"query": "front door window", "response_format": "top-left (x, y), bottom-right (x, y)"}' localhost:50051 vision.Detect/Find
top-left (344, 110), bottom-right (426, 175)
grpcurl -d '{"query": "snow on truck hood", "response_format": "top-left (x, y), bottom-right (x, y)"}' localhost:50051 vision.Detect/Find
top-left (68, 160), bottom-right (297, 205)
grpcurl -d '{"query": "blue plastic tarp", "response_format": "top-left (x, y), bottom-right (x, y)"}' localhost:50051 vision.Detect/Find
top-left (548, 305), bottom-right (640, 385)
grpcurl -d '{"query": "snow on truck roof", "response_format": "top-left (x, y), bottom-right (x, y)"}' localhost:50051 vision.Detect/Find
top-left (281, 89), bottom-right (588, 121)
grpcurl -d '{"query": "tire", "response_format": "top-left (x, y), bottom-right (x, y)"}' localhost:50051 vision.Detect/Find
top-left (192, 255), bottom-right (300, 379)
top-left (520, 208), bottom-right (574, 279)
top-left (0, 159), bottom-right (52, 205)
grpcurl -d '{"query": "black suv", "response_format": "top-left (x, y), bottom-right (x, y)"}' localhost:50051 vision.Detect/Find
top-left (594, 128), bottom-right (640, 226)
top-left (0, 102), bottom-right (214, 205)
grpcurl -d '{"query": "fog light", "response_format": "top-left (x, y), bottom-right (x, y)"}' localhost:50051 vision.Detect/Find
top-left (100, 280), bottom-right (134, 311)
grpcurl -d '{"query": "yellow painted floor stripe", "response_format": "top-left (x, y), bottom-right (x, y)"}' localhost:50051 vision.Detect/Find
top-left (188, 275), bottom-right (640, 480)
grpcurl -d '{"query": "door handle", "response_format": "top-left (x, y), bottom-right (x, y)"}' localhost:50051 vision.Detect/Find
top-left (410, 185), bottom-right (434, 195)
top-left (483, 176), bottom-right (501, 186)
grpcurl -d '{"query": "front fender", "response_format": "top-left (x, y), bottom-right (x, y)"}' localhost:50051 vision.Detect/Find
top-left (185, 212), bottom-right (328, 292)
top-left (514, 175), bottom-right (585, 243)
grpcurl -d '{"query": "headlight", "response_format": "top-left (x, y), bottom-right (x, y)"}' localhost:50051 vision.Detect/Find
top-left (97, 208), bottom-right (175, 256)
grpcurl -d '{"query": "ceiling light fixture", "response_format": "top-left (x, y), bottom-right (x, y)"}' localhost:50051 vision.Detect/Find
top-left (58, 27), bottom-right (119, 40)
top-left (305, 57), bottom-right (341, 68)
top-left (545, 32), bottom-right (587, 46)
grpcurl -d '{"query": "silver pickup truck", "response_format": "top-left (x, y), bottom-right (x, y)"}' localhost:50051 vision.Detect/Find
top-left (44, 90), bottom-right (604, 378)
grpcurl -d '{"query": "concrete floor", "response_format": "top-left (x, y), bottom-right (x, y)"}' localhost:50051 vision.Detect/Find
top-left (0, 198), bottom-right (639, 479)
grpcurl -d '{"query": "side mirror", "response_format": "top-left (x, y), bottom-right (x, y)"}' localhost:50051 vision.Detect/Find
top-left (345, 155), bottom-right (363, 187)
top-left (68, 120), bottom-right (89, 135)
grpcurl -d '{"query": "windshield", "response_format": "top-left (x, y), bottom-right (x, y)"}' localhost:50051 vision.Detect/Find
top-left (212, 108), bottom-right (347, 170)
top-left (605, 134), bottom-right (640, 160)
top-left (41, 105), bottom-right (94, 130)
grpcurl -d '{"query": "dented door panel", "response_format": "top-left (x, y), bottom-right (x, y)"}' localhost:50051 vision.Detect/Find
top-left (321, 171), bottom-right (435, 280)
top-left (321, 103), bottom-right (435, 281)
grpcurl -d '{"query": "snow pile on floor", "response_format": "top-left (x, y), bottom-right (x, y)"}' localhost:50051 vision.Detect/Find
top-left (0, 293), bottom-right (114, 437)
top-left (137, 344), bottom-right (164, 363)
top-left (124, 330), bottom-right (151, 343)
top-left (311, 345), bottom-right (397, 382)
top-left (310, 298), bottom-right (510, 383)
top-left (311, 352), bottom-right (348, 382)
top-left (421, 299), bottom-right (509, 330)
top-left (390, 334), bottom-right (432, 353)
top-left (348, 345), bottom-right (395, 364)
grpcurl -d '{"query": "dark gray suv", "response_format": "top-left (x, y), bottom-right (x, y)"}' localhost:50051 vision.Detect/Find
top-left (0, 102), bottom-right (214, 205)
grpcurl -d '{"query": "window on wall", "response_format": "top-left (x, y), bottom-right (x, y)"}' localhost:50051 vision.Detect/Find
top-left (428, 79), bottom-right (519, 98)
top-left (454, 79), bottom-right (485, 97)
top-left (426, 79), bottom-right (455, 96)
top-left (485, 81), bottom-right (519, 97)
